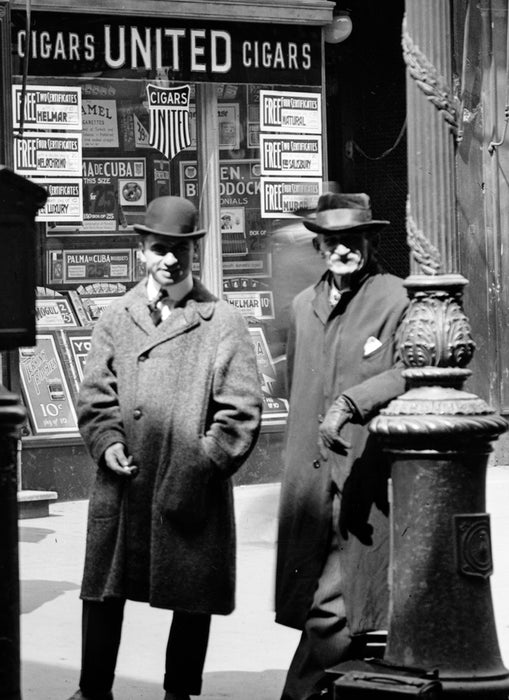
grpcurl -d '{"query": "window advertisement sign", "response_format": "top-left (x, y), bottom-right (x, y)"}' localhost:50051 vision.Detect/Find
top-left (259, 90), bottom-right (322, 133)
top-left (64, 328), bottom-right (93, 392)
top-left (82, 99), bottom-right (119, 148)
top-left (63, 249), bottom-right (131, 284)
top-left (224, 290), bottom-right (275, 320)
top-left (260, 134), bottom-right (322, 177)
top-left (81, 157), bottom-right (146, 232)
top-left (14, 132), bottom-right (82, 177)
top-left (12, 85), bottom-right (82, 131)
top-left (180, 159), bottom-right (272, 278)
top-left (35, 295), bottom-right (78, 328)
top-left (12, 14), bottom-right (322, 87)
top-left (249, 326), bottom-right (278, 395)
top-left (260, 177), bottom-right (322, 218)
top-left (33, 178), bottom-right (83, 222)
top-left (19, 334), bottom-right (79, 434)
top-left (248, 326), bottom-right (289, 425)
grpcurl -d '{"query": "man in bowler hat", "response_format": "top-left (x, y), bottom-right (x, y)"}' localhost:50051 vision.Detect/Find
top-left (275, 192), bottom-right (409, 699)
top-left (68, 196), bottom-right (262, 700)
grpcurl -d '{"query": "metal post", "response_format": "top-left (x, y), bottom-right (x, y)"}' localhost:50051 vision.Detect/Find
top-left (370, 275), bottom-right (509, 698)
top-left (0, 170), bottom-right (47, 700)
top-left (0, 390), bottom-right (27, 700)
top-left (367, 0), bottom-right (509, 697)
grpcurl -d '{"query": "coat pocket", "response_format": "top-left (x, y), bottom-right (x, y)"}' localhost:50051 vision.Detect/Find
top-left (88, 468), bottom-right (125, 520)
top-left (156, 439), bottom-right (213, 530)
top-left (359, 337), bottom-right (394, 381)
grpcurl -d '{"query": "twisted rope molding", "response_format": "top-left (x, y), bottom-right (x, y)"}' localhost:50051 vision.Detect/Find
top-left (406, 198), bottom-right (443, 275)
top-left (402, 17), bottom-right (460, 139)
top-left (370, 413), bottom-right (508, 436)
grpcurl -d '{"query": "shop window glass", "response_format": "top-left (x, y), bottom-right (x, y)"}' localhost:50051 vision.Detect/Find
top-left (10, 12), bottom-right (325, 439)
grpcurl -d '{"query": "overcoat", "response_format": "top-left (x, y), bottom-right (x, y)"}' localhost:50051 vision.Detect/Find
top-left (276, 269), bottom-right (409, 632)
top-left (77, 278), bottom-right (262, 615)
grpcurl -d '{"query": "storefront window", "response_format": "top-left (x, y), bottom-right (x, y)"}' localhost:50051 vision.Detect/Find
top-left (9, 9), bottom-right (325, 450)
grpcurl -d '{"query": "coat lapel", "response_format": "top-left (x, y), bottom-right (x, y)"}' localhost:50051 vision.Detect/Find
top-left (312, 275), bottom-right (332, 325)
top-left (124, 278), bottom-right (217, 353)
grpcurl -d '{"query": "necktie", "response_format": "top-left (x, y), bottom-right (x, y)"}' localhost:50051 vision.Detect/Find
top-left (148, 288), bottom-right (168, 326)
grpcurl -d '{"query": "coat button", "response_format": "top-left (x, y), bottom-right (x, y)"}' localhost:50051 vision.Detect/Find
top-left (133, 409), bottom-right (142, 419)
top-left (139, 355), bottom-right (147, 362)
top-left (312, 459), bottom-right (320, 469)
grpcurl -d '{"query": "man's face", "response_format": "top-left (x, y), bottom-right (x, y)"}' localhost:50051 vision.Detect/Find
top-left (318, 231), bottom-right (370, 277)
top-left (140, 233), bottom-right (195, 287)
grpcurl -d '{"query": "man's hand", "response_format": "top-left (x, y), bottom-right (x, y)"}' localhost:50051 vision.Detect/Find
top-left (318, 396), bottom-right (353, 456)
top-left (103, 442), bottom-right (139, 478)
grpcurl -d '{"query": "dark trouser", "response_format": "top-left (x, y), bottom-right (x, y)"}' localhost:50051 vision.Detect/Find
top-left (280, 492), bottom-right (353, 700)
top-left (79, 599), bottom-right (211, 697)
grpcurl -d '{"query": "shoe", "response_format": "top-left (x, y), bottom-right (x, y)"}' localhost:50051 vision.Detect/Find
top-left (164, 693), bottom-right (191, 700)
top-left (67, 691), bottom-right (113, 700)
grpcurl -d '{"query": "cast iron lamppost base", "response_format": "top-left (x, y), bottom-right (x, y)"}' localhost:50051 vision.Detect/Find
top-left (368, 274), bottom-right (509, 699)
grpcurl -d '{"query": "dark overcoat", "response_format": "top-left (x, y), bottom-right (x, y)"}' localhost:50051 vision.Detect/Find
top-left (276, 270), bottom-right (409, 631)
top-left (77, 278), bottom-right (262, 615)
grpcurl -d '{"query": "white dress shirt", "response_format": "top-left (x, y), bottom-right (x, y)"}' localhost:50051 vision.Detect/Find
top-left (147, 274), bottom-right (193, 322)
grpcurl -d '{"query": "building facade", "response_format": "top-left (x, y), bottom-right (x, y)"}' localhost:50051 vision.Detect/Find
top-left (5, 0), bottom-right (507, 500)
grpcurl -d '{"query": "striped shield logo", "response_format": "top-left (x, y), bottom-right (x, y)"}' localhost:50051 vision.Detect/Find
top-left (146, 84), bottom-right (191, 160)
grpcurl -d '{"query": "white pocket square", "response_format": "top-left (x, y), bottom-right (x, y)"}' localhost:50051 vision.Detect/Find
top-left (363, 336), bottom-right (382, 356)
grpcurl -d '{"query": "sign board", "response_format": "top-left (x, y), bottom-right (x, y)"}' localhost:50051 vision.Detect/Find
top-left (14, 132), bottom-right (82, 177)
top-left (224, 291), bottom-right (275, 320)
top-left (33, 178), bottom-right (83, 222)
top-left (82, 99), bottom-right (119, 148)
top-left (19, 334), bottom-right (79, 434)
top-left (260, 177), bottom-right (322, 218)
top-left (12, 13), bottom-right (322, 86)
top-left (260, 90), bottom-right (322, 133)
top-left (63, 249), bottom-right (131, 284)
top-left (12, 85), bottom-right (82, 131)
top-left (249, 326), bottom-right (278, 395)
top-left (260, 134), bottom-right (322, 177)
top-left (35, 296), bottom-right (78, 328)
top-left (81, 157), bottom-right (146, 231)
top-left (64, 328), bottom-right (93, 393)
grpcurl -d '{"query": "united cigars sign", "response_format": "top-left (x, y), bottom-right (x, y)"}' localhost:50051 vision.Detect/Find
top-left (12, 12), bottom-right (322, 85)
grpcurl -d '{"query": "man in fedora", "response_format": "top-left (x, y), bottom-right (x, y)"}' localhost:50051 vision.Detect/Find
top-left (69, 196), bottom-right (262, 700)
top-left (275, 192), bottom-right (409, 699)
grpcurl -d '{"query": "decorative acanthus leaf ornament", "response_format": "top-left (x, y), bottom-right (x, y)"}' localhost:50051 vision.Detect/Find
top-left (398, 288), bottom-right (475, 368)
top-left (402, 17), bottom-right (460, 139)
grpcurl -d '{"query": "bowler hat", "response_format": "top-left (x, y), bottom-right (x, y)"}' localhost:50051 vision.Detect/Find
top-left (303, 192), bottom-right (390, 234)
top-left (134, 196), bottom-right (206, 239)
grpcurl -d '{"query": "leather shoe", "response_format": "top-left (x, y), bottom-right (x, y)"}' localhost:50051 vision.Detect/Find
top-left (67, 691), bottom-right (113, 700)
top-left (164, 693), bottom-right (191, 700)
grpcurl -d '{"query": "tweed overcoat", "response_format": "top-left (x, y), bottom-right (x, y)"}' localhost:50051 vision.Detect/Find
top-left (77, 278), bottom-right (262, 615)
top-left (276, 269), bottom-right (409, 631)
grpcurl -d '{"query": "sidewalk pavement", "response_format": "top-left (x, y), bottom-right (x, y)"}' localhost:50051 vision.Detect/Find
top-left (19, 468), bottom-right (509, 700)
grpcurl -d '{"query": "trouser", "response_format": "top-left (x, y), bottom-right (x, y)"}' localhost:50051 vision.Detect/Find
top-left (79, 598), bottom-right (211, 697)
top-left (280, 491), bottom-right (353, 700)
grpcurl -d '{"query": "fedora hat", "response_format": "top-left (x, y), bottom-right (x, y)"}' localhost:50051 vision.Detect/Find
top-left (303, 192), bottom-right (390, 234)
top-left (134, 196), bottom-right (206, 239)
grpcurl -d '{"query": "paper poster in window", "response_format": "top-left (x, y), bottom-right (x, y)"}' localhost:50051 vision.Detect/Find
top-left (82, 99), bottom-right (119, 148)
top-left (19, 334), bottom-right (79, 435)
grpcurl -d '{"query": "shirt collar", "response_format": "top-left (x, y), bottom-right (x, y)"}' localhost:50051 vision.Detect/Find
top-left (147, 274), bottom-right (193, 304)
